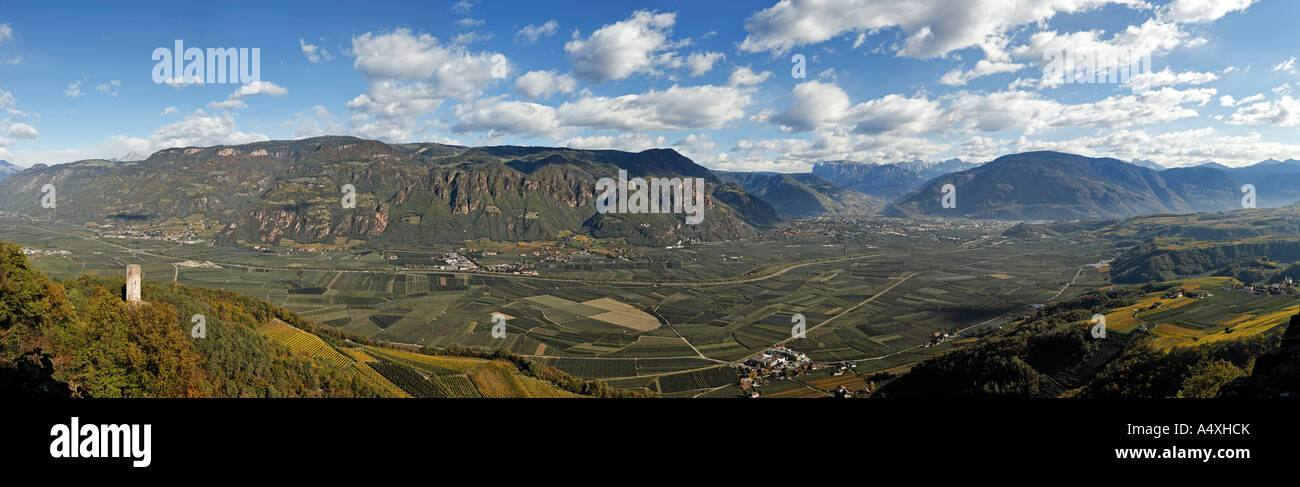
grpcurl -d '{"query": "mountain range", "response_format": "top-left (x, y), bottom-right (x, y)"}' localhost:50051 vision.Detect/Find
top-left (0, 160), bottom-right (21, 181)
top-left (5, 140), bottom-right (1300, 232)
top-left (0, 136), bottom-right (779, 246)
top-left (885, 151), bottom-right (1300, 220)
top-left (811, 158), bottom-right (980, 200)
top-left (714, 171), bottom-right (882, 218)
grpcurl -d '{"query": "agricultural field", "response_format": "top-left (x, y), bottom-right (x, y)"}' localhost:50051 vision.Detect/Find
top-left (1100, 277), bottom-right (1300, 349)
top-left (2, 217), bottom-right (1116, 391)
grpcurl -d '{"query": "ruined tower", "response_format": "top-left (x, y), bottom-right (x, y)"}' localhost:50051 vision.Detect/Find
top-left (125, 265), bottom-right (142, 304)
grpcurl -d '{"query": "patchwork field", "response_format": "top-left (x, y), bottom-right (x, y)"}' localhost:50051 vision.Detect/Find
top-left (4, 219), bottom-right (1114, 391)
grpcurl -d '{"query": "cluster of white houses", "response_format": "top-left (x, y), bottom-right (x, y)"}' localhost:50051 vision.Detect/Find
top-left (743, 347), bottom-right (809, 370)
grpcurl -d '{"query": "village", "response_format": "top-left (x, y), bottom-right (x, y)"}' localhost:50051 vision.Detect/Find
top-left (1223, 277), bottom-right (1298, 297)
top-left (737, 346), bottom-right (877, 398)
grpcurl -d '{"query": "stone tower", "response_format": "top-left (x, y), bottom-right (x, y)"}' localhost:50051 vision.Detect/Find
top-left (125, 265), bottom-right (142, 304)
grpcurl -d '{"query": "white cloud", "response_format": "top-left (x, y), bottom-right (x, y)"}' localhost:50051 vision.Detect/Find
top-left (207, 100), bottom-right (247, 110)
top-left (452, 0), bottom-right (476, 14)
top-left (207, 81), bottom-right (287, 110)
top-left (516, 20), bottom-right (558, 44)
top-left (939, 60), bottom-right (1024, 86)
top-left (1126, 67), bottom-right (1219, 90)
top-left (346, 80), bottom-right (446, 120)
top-left (514, 70), bottom-right (577, 100)
top-left (565, 10), bottom-right (678, 83)
top-left (286, 105), bottom-right (343, 138)
top-left (1227, 95), bottom-right (1300, 126)
top-left (727, 66), bottom-right (772, 87)
top-left (64, 80), bottom-right (83, 98)
top-left (0, 88), bottom-right (13, 109)
top-left (1158, 0), bottom-right (1256, 23)
top-left (769, 80), bottom-right (1216, 135)
top-left (556, 83), bottom-right (754, 131)
top-left (160, 106), bottom-right (179, 116)
top-left (739, 0), bottom-right (1143, 58)
top-left (1012, 127), bottom-right (1300, 167)
top-left (352, 28), bottom-right (505, 98)
top-left (772, 80), bottom-right (856, 132)
top-left (1011, 19), bottom-right (1191, 89)
top-left (456, 17), bottom-right (485, 28)
top-left (110, 110), bottom-right (269, 155)
top-left (300, 38), bottom-right (333, 63)
top-left (96, 80), bottom-right (121, 97)
top-left (0, 24), bottom-right (12, 44)
top-left (452, 96), bottom-right (564, 139)
top-left (1273, 56), bottom-right (1297, 74)
top-left (563, 133), bottom-right (668, 152)
top-left (5, 121), bottom-right (38, 139)
top-left (451, 31), bottom-right (493, 45)
top-left (685, 51), bottom-right (725, 77)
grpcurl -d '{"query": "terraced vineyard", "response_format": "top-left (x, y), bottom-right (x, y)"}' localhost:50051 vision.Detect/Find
top-left (351, 362), bottom-right (412, 398)
top-left (369, 360), bottom-right (446, 398)
top-left (261, 319), bottom-right (353, 368)
top-left (468, 362), bottom-right (530, 398)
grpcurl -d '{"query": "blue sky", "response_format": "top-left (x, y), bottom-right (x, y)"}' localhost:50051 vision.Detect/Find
top-left (0, 0), bottom-right (1297, 170)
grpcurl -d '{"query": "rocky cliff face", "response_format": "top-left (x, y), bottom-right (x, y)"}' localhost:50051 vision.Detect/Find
top-left (0, 136), bottom-right (779, 246)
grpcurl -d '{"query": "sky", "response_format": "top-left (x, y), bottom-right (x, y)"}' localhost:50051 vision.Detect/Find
top-left (0, 0), bottom-right (1297, 171)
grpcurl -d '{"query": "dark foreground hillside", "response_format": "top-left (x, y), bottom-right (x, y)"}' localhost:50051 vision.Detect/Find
top-left (876, 287), bottom-right (1293, 398)
top-left (0, 241), bottom-right (381, 397)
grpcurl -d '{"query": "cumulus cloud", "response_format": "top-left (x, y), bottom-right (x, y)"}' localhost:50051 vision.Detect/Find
top-left (64, 80), bottom-right (83, 98)
top-left (727, 66), bottom-right (772, 87)
top-left (556, 83), bottom-right (753, 131)
top-left (300, 38), bottom-right (333, 63)
top-left (514, 70), bottom-right (577, 100)
top-left (1227, 96), bottom-right (1300, 127)
top-left (563, 132), bottom-right (668, 152)
top-left (516, 20), bottom-right (558, 44)
top-left (1012, 127), bottom-right (1300, 167)
top-left (207, 81), bottom-right (287, 110)
top-left (452, 96), bottom-right (564, 139)
top-left (1273, 56), bottom-right (1297, 74)
top-left (108, 110), bottom-right (268, 156)
top-left (4, 121), bottom-right (38, 139)
top-left (456, 17), bottom-right (485, 28)
top-left (286, 105), bottom-right (343, 138)
top-left (1011, 19), bottom-right (1191, 89)
top-left (345, 28), bottom-right (509, 141)
top-left (685, 51), bottom-right (725, 77)
top-left (1157, 0), bottom-right (1257, 23)
top-left (739, 0), bottom-right (1143, 57)
top-left (939, 60), bottom-right (1024, 86)
top-left (1125, 67), bottom-right (1219, 90)
top-left (96, 80), bottom-right (121, 97)
top-left (769, 78), bottom-right (1216, 136)
top-left (445, 81), bottom-right (757, 142)
top-left (565, 10), bottom-right (679, 83)
top-left (352, 28), bottom-right (506, 94)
